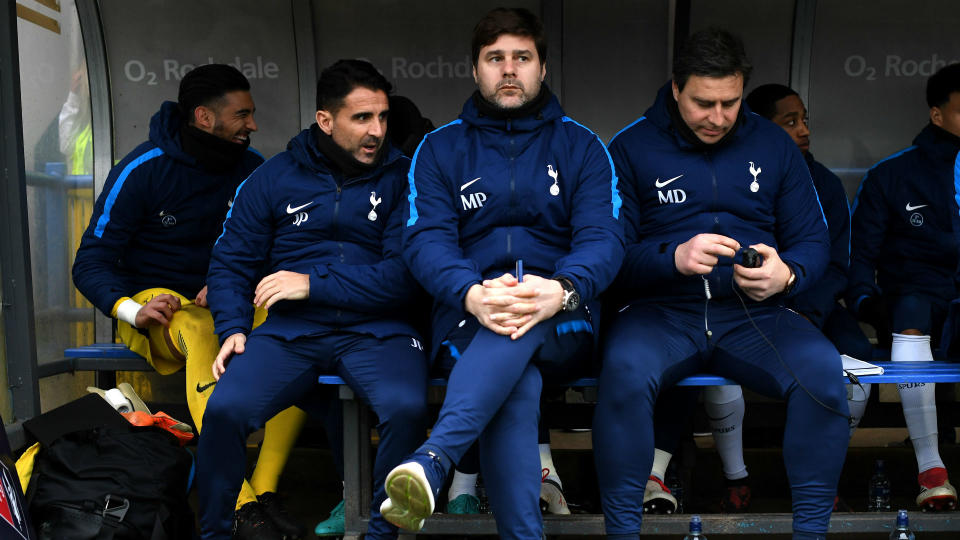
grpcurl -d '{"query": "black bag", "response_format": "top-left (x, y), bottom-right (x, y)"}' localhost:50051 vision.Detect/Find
top-left (26, 425), bottom-right (194, 540)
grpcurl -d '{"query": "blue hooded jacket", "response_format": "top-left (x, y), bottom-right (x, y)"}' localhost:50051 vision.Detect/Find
top-left (207, 127), bottom-right (420, 345)
top-left (786, 152), bottom-right (851, 328)
top-left (607, 83), bottom-right (829, 305)
top-left (72, 101), bottom-right (263, 316)
top-left (403, 92), bottom-right (624, 356)
top-left (848, 124), bottom-right (960, 309)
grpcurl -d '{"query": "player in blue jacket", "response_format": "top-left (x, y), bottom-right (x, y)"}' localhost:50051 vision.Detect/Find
top-left (379, 8), bottom-right (624, 539)
top-left (198, 60), bottom-right (429, 540)
top-left (597, 29), bottom-right (848, 540)
top-left (73, 64), bottom-right (310, 538)
top-left (848, 63), bottom-right (960, 510)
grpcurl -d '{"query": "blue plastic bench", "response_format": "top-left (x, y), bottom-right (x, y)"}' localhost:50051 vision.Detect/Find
top-left (319, 361), bottom-right (960, 538)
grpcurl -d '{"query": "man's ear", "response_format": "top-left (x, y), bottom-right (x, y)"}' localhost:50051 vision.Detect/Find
top-left (194, 105), bottom-right (215, 130)
top-left (472, 64), bottom-right (478, 85)
top-left (540, 62), bottom-right (546, 82)
top-left (316, 109), bottom-right (334, 135)
top-left (671, 80), bottom-right (680, 102)
top-left (930, 106), bottom-right (943, 128)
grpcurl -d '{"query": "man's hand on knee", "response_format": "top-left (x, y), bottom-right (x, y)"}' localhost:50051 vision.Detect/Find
top-left (733, 244), bottom-right (793, 301)
top-left (135, 294), bottom-right (181, 328)
top-left (675, 234), bottom-right (740, 275)
top-left (214, 333), bottom-right (246, 380)
top-left (254, 270), bottom-right (309, 309)
top-left (194, 285), bottom-right (209, 308)
top-left (506, 275), bottom-right (564, 340)
top-left (466, 278), bottom-right (537, 335)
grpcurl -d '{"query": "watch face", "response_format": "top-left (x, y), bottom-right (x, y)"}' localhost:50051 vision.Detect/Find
top-left (565, 291), bottom-right (581, 311)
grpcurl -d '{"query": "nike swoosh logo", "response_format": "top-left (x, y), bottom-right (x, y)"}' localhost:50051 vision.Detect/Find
top-left (286, 201), bottom-right (313, 214)
top-left (705, 411), bottom-right (735, 422)
top-left (460, 177), bottom-right (481, 191)
top-left (196, 381), bottom-right (216, 393)
top-left (905, 203), bottom-right (927, 211)
top-left (654, 175), bottom-right (683, 188)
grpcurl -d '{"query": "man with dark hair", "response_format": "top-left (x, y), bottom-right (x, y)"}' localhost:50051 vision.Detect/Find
top-left (73, 64), bottom-right (311, 539)
top-left (379, 8), bottom-right (624, 539)
top-left (596, 28), bottom-right (848, 539)
top-left (848, 62), bottom-right (960, 511)
top-left (198, 59), bottom-right (429, 540)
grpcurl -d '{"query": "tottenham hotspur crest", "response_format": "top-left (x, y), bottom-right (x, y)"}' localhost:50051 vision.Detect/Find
top-left (748, 161), bottom-right (762, 192)
top-left (368, 191), bottom-right (382, 221)
top-left (547, 164), bottom-right (559, 196)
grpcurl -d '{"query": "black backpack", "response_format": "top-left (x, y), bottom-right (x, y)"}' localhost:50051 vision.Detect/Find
top-left (24, 397), bottom-right (195, 540)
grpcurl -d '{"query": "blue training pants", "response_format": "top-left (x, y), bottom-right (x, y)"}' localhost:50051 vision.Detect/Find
top-left (420, 312), bottom-right (589, 540)
top-left (198, 332), bottom-right (428, 540)
top-left (594, 300), bottom-right (849, 537)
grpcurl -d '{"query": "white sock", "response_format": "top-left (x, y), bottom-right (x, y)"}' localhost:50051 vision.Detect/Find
top-left (651, 448), bottom-right (672, 482)
top-left (448, 470), bottom-right (478, 500)
top-left (704, 385), bottom-right (747, 481)
top-left (539, 443), bottom-right (562, 488)
top-left (892, 333), bottom-right (943, 472)
top-left (847, 383), bottom-right (871, 437)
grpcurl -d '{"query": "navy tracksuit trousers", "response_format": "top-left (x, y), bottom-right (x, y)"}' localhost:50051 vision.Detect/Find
top-left (419, 310), bottom-right (590, 540)
top-left (594, 300), bottom-right (849, 537)
top-left (198, 332), bottom-right (428, 540)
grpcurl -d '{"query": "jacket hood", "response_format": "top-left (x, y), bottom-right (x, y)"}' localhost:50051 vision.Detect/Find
top-left (286, 125), bottom-right (404, 178)
top-left (914, 123), bottom-right (960, 163)
top-left (458, 88), bottom-right (565, 132)
top-left (148, 101), bottom-right (195, 164)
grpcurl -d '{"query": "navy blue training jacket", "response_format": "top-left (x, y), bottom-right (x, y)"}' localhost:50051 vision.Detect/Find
top-left (72, 101), bottom-right (263, 316)
top-left (207, 127), bottom-right (420, 345)
top-left (607, 83), bottom-right (829, 305)
top-left (403, 93), bottom-right (625, 356)
top-left (786, 152), bottom-right (851, 328)
top-left (848, 124), bottom-right (960, 309)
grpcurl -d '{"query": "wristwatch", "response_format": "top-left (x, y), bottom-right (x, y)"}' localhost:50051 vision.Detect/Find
top-left (555, 277), bottom-right (581, 312)
top-left (782, 265), bottom-right (797, 295)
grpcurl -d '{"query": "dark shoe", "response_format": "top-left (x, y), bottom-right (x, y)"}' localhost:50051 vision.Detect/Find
top-left (257, 492), bottom-right (306, 539)
top-left (233, 501), bottom-right (284, 539)
top-left (720, 482), bottom-right (751, 513)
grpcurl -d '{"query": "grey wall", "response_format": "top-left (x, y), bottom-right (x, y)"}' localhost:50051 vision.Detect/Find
top-left (807, 0), bottom-right (960, 196)
top-left (100, 0), bottom-right (301, 159)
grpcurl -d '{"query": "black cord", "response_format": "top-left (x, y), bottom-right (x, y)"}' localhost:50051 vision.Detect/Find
top-left (731, 283), bottom-right (856, 426)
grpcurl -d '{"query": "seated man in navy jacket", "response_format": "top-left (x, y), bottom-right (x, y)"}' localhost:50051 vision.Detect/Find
top-left (848, 63), bottom-right (960, 511)
top-left (199, 59), bottom-right (429, 540)
top-left (596, 29), bottom-right (848, 540)
top-left (379, 8), bottom-right (624, 539)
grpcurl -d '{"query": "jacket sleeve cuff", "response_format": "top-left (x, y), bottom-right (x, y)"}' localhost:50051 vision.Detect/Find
top-left (308, 265), bottom-right (330, 304)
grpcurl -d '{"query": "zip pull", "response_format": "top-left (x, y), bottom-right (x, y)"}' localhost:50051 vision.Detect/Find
top-left (701, 276), bottom-right (712, 299)
top-left (702, 276), bottom-right (713, 339)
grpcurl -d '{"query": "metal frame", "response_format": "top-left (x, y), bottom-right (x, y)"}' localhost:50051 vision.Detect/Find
top-left (0, 0), bottom-right (41, 435)
top-left (76, 0), bottom-right (114, 344)
top-left (790, 0), bottom-right (817, 106)
top-left (292, 0), bottom-right (317, 130)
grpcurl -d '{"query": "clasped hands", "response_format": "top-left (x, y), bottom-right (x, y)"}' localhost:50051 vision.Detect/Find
top-left (465, 273), bottom-right (564, 340)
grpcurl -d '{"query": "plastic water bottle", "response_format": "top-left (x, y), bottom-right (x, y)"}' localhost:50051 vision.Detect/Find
top-left (888, 509), bottom-right (916, 540)
top-left (683, 514), bottom-right (707, 539)
top-left (868, 459), bottom-right (892, 511)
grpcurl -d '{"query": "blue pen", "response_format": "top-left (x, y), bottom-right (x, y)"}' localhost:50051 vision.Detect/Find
top-left (515, 259), bottom-right (523, 282)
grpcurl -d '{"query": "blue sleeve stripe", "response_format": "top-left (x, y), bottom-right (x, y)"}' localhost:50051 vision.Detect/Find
top-left (850, 145), bottom-right (917, 215)
top-left (555, 320), bottom-right (593, 336)
top-left (407, 118), bottom-right (462, 227)
top-left (93, 147), bottom-right (165, 238)
top-left (215, 175), bottom-right (252, 245)
top-left (562, 116), bottom-right (622, 219)
top-left (441, 339), bottom-right (461, 360)
top-left (954, 150), bottom-right (960, 218)
top-left (246, 146), bottom-right (264, 159)
top-left (608, 116), bottom-right (647, 145)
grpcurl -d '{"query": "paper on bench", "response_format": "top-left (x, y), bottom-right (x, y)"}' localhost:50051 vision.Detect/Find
top-left (841, 354), bottom-right (884, 376)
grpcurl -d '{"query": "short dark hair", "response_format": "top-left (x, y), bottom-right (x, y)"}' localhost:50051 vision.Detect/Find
top-left (316, 59), bottom-right (392, 113)
top-left (471, 7), bottom-right (546, 67)
top-left (673, 27), bottom-right (752, 92)
top-left (178, 64), bottom-right (250, 123)
top-left (745, 84), bottom-right (798, 119)
top-left (926, 63), bottom-right (960, 108)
